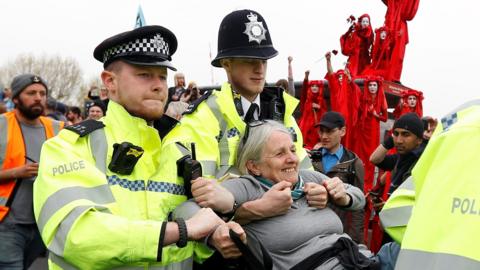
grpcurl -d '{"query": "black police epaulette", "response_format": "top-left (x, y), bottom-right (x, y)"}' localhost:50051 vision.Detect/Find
top-left (183, 90), bottom-right (213, 115)
top-left (65, 119), bottom-right (105, 137)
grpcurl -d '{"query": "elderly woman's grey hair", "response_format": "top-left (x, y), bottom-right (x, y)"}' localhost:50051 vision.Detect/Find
top-left (236, 120), bottom-right (292, 175)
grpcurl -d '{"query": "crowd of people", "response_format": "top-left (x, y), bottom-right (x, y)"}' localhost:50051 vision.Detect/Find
top-left (0, 5), bottom-right (478, 270)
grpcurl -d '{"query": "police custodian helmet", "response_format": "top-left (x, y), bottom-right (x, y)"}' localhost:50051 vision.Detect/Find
top-left (211, 9), bottom-right (278, 67)
top-left (94, 25), bottom-right (178, 71)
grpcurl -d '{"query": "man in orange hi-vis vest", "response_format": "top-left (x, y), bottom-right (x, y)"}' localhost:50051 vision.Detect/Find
top-left (0, 74), bottom-right (63, 269)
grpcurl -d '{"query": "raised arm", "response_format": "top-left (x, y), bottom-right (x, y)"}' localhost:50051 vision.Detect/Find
top-left (325, 52), bottom-right (334, 75)
top-left (287, 56), bottom-right (296, 96)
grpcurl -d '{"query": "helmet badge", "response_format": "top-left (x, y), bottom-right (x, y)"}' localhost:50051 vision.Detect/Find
top-left (243, 12), bottom-right (267, 44)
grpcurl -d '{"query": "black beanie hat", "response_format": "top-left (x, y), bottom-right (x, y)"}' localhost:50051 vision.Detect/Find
top-left (393, 113), bottom-right (424, 138)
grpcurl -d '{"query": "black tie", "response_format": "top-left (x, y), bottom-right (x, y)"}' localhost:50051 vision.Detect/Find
top-left (244, 103), bottom-right (259, 123)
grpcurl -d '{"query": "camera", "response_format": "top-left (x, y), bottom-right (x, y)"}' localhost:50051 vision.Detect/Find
top-left (309, 149), bottom-right (323, 160)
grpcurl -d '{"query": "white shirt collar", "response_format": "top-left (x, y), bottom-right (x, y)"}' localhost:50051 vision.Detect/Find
top-left (240, 95), bottom-right (261, 120)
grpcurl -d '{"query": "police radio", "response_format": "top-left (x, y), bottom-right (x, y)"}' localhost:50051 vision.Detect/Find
top-left (177, 143), bottom-right (202, 199)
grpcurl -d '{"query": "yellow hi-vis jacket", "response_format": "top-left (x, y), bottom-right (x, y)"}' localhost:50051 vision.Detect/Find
top-left (164, 82), bottom-right (312, 179)
top-left (34, 101), bottom-right (211, 270)
top-left (381, 100), bottom-right (480, 269)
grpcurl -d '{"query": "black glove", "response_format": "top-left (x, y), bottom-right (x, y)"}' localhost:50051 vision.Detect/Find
top-left (382, 135), bottom-right (394, 150)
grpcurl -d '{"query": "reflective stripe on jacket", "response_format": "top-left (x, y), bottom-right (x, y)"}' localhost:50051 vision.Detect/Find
top-left (164, 82), bottom-right (312, 179)
top-left (379, 176), bottom-right (415, 243)
top-left (394, 101), bottom-right (480, 269)
top-left (34, 101), bottom-right (211, 269)
top-left (0, 111), bottom-right (63, 221)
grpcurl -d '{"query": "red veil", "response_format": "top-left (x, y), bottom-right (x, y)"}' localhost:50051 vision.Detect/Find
top-left (382, 0), bottom-right (420, 82)
top-left (393, 90), bottom-right (424, 119)
top-left (354, 76), bottom-right (388, 193)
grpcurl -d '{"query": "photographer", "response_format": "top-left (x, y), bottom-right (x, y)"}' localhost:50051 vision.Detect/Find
top-left (311, 111), bottom-right (366, 244)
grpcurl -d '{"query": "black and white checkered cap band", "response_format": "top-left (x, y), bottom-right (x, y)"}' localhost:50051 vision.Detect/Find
top-left (103, 33), bottom-right (170, 62)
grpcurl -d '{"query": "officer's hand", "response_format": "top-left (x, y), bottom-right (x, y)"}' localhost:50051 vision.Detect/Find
top-left (185, 208), bottom-right (224, 240)
top-left (13, 163), bottom-right (39, 179)
top-left (259, 181), bottom-right (292, 217)
top-left (304, 182), bottom-right (328, 209)
top-left (191, 177), bottom-right (234, 214)
top-left (323, 177), bottom-right (350, 206)
top-left (209, 222), bottom-right (245, 258)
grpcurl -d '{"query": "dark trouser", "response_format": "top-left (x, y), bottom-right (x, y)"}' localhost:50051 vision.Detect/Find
top-left (0, 222), bottom-right (46, 270)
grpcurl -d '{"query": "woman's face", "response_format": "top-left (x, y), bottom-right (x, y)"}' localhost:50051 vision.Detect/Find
top-left (311, 84), bottom-right (319, 93)
top-left (368, 81), bottom-right (378, 94)
top-left (407, 95), bottom-right (417, 107)
top-left (361, 17), bottom-right (370, 29)
top-left (380, 30), bottom-right (387, 40)
top-left (250, 131), bottom-right (299, 184)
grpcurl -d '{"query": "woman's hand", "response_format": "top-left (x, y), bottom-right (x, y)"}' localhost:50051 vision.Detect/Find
top-left (323, 177), bottom-right (350, 206)
top-left (304, 182), bottom-right (328, 209)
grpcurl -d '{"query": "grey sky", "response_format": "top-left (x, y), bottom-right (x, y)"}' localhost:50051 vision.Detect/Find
top-left (1, 0), bottom-right (478, 117)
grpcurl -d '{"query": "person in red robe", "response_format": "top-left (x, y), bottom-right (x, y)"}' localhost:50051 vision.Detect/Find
top-left (299, 70), bottom-right (327, 150)
top-left (364, 26), bottom-right (393, 79)
top-left (355, 76), bottom-right (388, 193)
top-left (340, 14), bottom-right (374, 76)
top-left (382, 0), bottom-right (420, 82)
top-left (393, 90), bottom-right (423, 119)
top-left (325, 51), bottom-right (361, 150)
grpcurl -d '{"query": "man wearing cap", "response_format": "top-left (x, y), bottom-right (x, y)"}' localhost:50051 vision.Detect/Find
top-left (370, 112), bottom-right (426, 196)
top-left (33, 25), bottom-right (244, 269)
top-left (163, 9), bottom-right (311, 223)
top-left (0, 74), bottom-right (64, 269)
top-left (310, 111), bottom-right (365, 244)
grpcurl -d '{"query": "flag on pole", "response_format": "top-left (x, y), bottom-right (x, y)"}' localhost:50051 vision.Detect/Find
top-left (135, 5), bottom-right (146, 29)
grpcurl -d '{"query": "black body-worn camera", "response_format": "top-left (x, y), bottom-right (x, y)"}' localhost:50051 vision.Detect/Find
top-left (108, 142), bottom-right (144, 175)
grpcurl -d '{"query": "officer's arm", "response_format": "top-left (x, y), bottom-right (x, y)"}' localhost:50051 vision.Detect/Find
top-left (380, 176), bottom-right (416, 244)
top-left (232, 181), bottom-right (293, 225)
top-left (35, 131), bottom-right (218, 268)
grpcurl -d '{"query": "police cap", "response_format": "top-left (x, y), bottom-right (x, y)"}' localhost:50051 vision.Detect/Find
top-left (211, 9), bottom-right (278, 67)
top-left (94, 25), bottom-right (178, 71)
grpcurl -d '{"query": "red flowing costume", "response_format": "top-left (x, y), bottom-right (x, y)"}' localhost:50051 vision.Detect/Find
top-left (299, 80), bottom-right (327, 150)
top-left (364, 26), bottom-right (393, 78)
top-left (340, 14), bottom-right (374, 77)
top-left (393, 90), bottom-right (423, 119)
top-left (354, 76), bottom-right (388, 193)
top-left (382, 0), bottom-right (420, 82)
top-left (325, 70), bottom-right (361, 150)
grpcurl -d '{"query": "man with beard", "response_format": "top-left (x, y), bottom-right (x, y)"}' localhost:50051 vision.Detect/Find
top-left (0, 74), bottom-right (64, 269)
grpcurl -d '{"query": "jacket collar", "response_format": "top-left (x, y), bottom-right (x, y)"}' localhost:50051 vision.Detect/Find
top-left (102, 101), bottom-right (160, 150)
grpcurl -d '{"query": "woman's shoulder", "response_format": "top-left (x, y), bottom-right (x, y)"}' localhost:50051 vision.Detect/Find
top-left (222, 175), bottom-right (262, 189)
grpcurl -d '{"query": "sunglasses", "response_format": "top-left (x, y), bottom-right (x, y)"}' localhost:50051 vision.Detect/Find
top-left (242, 120), bottom-right (267, 145)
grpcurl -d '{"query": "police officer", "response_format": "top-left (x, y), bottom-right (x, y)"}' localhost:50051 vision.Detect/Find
top-left (379, 101), bottom-right (480, 269)
top-left (34, 25), bottom-right (243, 269)
top-left (163, 9), bottom-right (312, 223)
